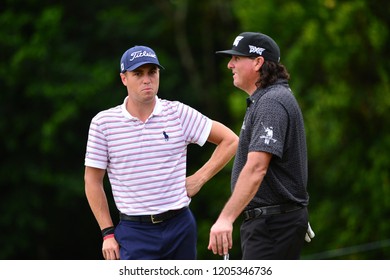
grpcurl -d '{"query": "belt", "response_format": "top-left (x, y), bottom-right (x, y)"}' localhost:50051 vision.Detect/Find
top-left (119, 207), bottom-right (187, 224)
top-left (243, 203), bottom-right (303, 221)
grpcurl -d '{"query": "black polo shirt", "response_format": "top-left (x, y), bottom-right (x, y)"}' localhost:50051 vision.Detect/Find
top-left (231, 79), bottom-right (309, 209)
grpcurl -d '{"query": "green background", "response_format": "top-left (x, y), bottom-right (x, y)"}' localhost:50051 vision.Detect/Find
top-left (1, 0), bottom-right (389, 259)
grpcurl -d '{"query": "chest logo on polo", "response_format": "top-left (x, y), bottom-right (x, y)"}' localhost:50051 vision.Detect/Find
top-left (163, 131), bottom-right (169, 141)
top-left (260, 123), bottom-right (277, 145)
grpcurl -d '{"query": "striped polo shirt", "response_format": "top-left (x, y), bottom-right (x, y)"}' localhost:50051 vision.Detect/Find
top-left (85, 96), bottom-right (212, 215)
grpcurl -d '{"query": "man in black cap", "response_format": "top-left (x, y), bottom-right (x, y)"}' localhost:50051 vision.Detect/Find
top-left (208, 32), bottom-right (314, 259)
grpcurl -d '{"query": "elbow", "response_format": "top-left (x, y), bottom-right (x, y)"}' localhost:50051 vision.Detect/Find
top-left (247, 165), bottom-right (267, 189)
top-left (245, 152), bottom-right (271, 186)
top-left (228, 133), bottom-right (239, 159)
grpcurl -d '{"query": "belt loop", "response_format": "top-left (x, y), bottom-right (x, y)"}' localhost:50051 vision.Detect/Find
top-left (255, 208), bottom-right (263, 216)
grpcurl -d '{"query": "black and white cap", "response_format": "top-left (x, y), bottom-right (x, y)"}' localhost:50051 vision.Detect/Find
top-left (216, 32), bottom-right (280, 63)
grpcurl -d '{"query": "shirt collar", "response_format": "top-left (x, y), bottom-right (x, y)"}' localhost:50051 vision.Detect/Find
top-left (248, 79), bottom-right (289, 106)
top-left (121, 96), bottom-right (163, 120)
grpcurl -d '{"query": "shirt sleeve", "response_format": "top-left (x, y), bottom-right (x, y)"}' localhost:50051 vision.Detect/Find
top-left (249, 97), bottom-right (288, 158)
top-left (177, 102), bottom-right (212, 147)
top-left (84, 118), bottom-right (109, 169)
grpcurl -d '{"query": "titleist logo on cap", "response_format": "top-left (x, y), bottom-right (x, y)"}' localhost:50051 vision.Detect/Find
top-left (120, 45), bottom-right (164, 73)
top-left (129, 50), bottom-right (157, 61)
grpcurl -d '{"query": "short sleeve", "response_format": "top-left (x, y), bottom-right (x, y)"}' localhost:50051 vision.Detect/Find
top-left (177, 103), bottom-right (212, 146)
top-left (249, 98), bottom-right (288, 158)
top-left (84, 119), bottom-right (109, 169)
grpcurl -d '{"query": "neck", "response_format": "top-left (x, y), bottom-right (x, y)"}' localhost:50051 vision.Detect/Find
top-left (246, 85), bottom-right (258, 96)
top-left (126, 97), bottom-right (156, 122)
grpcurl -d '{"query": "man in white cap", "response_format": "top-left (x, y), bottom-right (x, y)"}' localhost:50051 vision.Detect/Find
top-left (84, 45), bottom-right (238, 260)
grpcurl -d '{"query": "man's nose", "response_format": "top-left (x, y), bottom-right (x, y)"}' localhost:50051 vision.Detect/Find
top-left (227, 58), bottom-right (234, 69)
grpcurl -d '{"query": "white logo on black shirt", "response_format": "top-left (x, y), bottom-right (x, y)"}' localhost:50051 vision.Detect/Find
top-left (260, 123), bottom-right (277, 145)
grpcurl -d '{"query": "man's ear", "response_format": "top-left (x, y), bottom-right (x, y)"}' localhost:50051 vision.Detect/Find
top-left (120, 72), bottom-right (127, 86)
top-left (254, 56), bottom-right (264, 71)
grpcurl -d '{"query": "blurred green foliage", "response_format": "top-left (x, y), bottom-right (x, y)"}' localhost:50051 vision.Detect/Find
top-left (1, 0), bottom-right (389, 260)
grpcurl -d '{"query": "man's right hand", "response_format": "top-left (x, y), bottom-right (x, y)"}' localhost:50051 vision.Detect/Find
top-left (208, 219), bottom-right (233, 256)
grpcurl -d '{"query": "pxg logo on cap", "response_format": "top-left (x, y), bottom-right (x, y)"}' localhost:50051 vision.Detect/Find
top-left (120, 46), bottom-right (164, 73)
top-left (216, 32), bottom-right (280, 63)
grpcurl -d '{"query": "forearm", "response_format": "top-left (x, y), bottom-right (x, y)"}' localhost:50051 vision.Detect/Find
top-left (207, 150), bottom-right (270, 255)
top-left (186, 122), bottom-right (238, 197)
top-left (192, 135), bottom-right (237, 185)
top-left (218, 164), bottom-right (264, 223)
top-left (84, 167), bottom-right (119, 260)
top-left (85, 184), bottom-right (114, 229)
top-left (208, 160), bottom-right (266, 256)
top-left (217, 151), bottom-right (271, 222)
top-left (84, 167), bottom-right (114, 230)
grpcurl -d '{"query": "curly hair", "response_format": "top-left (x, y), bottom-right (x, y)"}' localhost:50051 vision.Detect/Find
top-left (255, 61), bottom-right (290, 89)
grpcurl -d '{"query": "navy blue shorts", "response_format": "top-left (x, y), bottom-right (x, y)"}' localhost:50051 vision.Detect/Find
top-left (114, 207), bottom-right (197, 260)
top-left (240, 207), bottom-right (308, 259)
